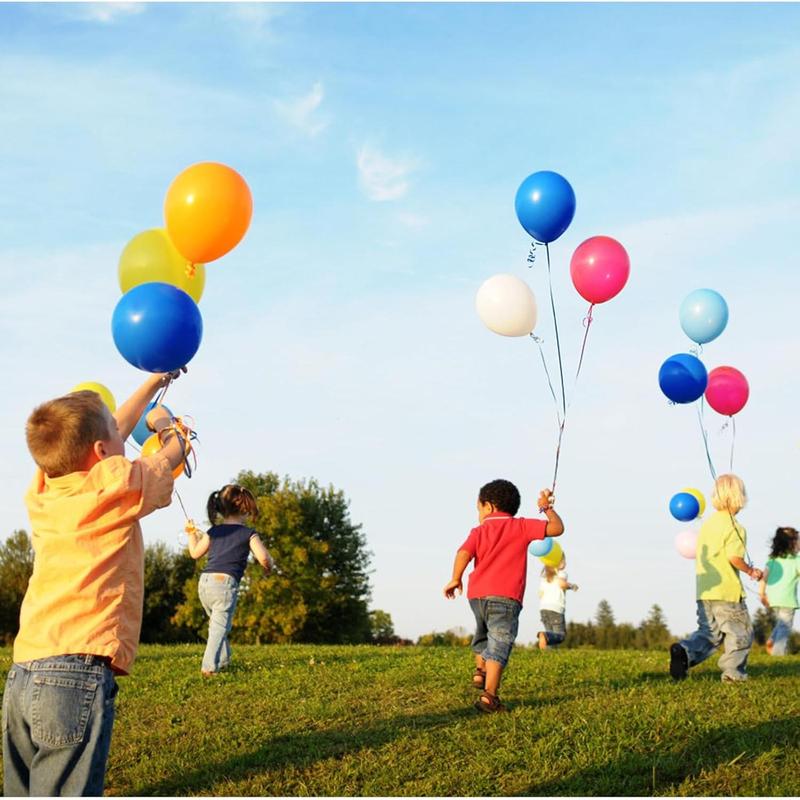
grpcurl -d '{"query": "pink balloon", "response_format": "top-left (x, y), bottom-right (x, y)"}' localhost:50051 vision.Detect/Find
top-left (675, 529), bottom-right (698, 559)
top-left (570, 236), bottom-right (630, 304)
top-left (705, 366), bottom-right (749, 416)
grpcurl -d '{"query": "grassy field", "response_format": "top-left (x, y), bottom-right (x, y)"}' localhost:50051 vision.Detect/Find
top-left (1, 644), bottom-right (799, 796)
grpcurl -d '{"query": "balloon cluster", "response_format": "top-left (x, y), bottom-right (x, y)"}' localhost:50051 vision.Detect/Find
top-left (70, 163), bottom-right (252, 475)
top-left (529, 536), bottom-right (564, 568)
top-left (658, 289), bottom-right (749, 415)
top-left (475, 170), bottom-right (631, 502)
top-left (659, 287), bottom-right (749, 559)
top-left (670, 487), bottom-right (706, 559)
top-left (113, 162), bottom-right (252, 373)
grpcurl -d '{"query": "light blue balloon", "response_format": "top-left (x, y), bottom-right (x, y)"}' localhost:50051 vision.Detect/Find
top-left (679, 289), bottom-right (729, 345)
top-left (131, 401), bottom-right (172, 447)
top-left (529, 538), bottom-right (554, 557)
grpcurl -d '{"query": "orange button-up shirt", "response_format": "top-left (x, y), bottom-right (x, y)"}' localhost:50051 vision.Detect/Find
top-left (14, 453), bottom-right (173, 675)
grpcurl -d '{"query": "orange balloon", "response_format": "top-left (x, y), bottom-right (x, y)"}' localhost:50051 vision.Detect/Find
top-left (164, 162), bottom-right (252, 264)
top-left (139, 433), bottom-right (189, 479)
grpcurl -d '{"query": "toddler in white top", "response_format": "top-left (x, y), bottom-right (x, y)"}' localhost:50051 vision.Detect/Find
top-left (538, 558), bottom-right (578, 649)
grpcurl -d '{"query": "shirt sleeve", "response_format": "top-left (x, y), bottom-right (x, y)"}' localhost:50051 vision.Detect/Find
top-left (131, 453), bottom-right (175, 518)
top-left (459, 528), bottom-right (478, 557)
top-left (522, 517), bottom-right (547, 543)
top-left (723, 521), bottom-right (746, 559)
top-left (557, 570), bottom-right (568, 581)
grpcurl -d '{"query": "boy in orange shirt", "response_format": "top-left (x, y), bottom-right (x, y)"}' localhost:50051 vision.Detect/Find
top-left (2, 372), bottom-right (189, 797)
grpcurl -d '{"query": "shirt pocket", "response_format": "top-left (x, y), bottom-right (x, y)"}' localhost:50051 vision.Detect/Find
top-left (31, 674), bottom-right (98, 748)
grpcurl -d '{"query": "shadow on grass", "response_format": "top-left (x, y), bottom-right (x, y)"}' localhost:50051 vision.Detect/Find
top-left (526, 715), bottom-right (800, 796)
top-left (134, 704), bottom-right (476, 795)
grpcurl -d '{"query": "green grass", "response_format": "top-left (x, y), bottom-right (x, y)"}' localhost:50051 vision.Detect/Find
top-left (1, 645), bottom-right (799, 796)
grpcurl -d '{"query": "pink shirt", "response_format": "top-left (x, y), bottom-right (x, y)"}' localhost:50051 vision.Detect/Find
top-left (459, 512), bottom-right (547, 604)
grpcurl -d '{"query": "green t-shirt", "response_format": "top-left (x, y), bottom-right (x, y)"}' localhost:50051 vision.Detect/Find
top-left (695, 510), bottom-right (747, 601)
top-left (765, 555), bottom-right (800, 609)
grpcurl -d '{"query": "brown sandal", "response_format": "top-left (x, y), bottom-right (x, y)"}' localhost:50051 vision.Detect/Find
top-left (472, 667), bottom-right (486, 689)
top-left (474, 690), bottom-right (505, 713)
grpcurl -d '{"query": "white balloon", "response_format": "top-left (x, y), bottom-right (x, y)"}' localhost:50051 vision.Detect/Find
top-left (475, 274), bottom-right (538, 337)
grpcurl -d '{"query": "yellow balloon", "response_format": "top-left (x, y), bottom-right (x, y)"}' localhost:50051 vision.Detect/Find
top-left (540, 540), bottom-right (564, 568)
top-left (682, 487), bottom-right (706, 517)
top-left (118, 228), bottom-right (206, 303)
top-left (140, 433), bottom-right (186, 479)
top-left (70, 382), bottom-right (116, 413)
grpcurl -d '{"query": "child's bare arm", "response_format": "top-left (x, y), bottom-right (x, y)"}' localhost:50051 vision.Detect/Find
top-left (443, 550), bottom-right (472, 599)
top-left (115, 370), bottom-right (184, 440)
top-left (185, 521), bottom-right (210, 559)
top-left (250, 535), bottom-right (274, 574)
top-left (538, 489), bottom-right (564, 536)
top-left (145, 406), bottom-right (190, 472)
top-left (758, 567), bottom-right (769, 606)
top-left (729, 555), bottom-right (763, 581)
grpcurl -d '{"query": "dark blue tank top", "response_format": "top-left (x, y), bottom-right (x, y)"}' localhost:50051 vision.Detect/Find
top-left (202, 524), bottom-right (256, 582)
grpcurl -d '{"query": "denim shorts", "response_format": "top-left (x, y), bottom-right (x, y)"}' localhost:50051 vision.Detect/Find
top-left (469, 596), bottom-right (522, 668)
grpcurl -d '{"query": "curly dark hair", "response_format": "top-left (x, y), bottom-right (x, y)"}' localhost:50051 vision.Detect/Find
top-left (207, 484), bottom-right (258, 524)
top-left (770, 527), bottom-right (799, 559)
top-left (478, 479), bottom-right (521, 515)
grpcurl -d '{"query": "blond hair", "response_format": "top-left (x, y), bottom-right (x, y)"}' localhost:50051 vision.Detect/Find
top-left (26, 391), bottom-right (111, 478)
top-left (711, 474), bottom-right (747, 515)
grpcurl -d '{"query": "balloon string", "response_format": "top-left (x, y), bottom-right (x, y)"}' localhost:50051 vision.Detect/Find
top-left (530, 334), bottom-right (564, 427)
top-left (545, 243), bottom-right (567, 423)
top-left (155, 376), bottom-right (173, 407)
top-left (574, 303), bottom-right (595, 384)
top-left (729, 415), bottom-right (736, 472)
top-left (527, 241), bottom-right (537, 268)
top-left (174, 488), bottom-right (190, 520)
top-left (697, 397), bottom-right (718, 481)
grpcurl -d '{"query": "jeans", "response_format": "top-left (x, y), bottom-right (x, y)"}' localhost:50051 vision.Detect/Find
top-left (540, 609), bottom-right (566, 645)
top-left (198, 572), bottom-right (240, 673)
top-left (469, 596), bottom-right (522, 668)
top-left (768, 607), bottom-right (796, 656)
top-left (2, 654), bottom-right (118, 797)
top-left (679, 600), bottom-right (753, 681)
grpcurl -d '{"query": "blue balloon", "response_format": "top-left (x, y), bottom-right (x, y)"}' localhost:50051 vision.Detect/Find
top-left (514, 171), bottom-right (576, 244)
top-left (679, 289), bottom-right (729, 345)
top-left (529, 538), bottom-right (554, 557)
top-left (670, 492), bottom-right (700, 522)
top-left (112, 283), bottom-right (203, 373)
top-left (131, 401), bottom-right (172, 447)
top-left (658, 353), bottom-right (707, 403)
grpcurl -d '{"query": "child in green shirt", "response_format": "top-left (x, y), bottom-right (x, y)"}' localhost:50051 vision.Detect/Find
top-left (759, 527), bottom-right (799, 656)
top-left (669, 474), bottom-right (764, 683)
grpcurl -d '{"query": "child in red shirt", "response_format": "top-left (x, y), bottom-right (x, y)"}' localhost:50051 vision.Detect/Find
top-left (443, 479), bottom-right (564, 712)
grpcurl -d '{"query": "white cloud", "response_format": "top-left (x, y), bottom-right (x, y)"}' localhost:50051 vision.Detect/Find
top-left (70, 2), bottom-right (145, 24)
top-left (224, 3), bottom-right (285, 40)
top-left (356, 144), bottom-right (420, 202)
top-left (274, 82), bottom-right (329, 138)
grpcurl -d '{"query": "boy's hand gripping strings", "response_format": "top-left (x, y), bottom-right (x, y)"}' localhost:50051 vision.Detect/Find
top-left (538, 489), bottom-right (554, 513)
top-left (147, 409), bottom-right (199, 479)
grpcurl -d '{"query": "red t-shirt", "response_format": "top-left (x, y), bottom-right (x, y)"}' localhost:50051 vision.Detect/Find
top-left (459, 512), bottom-right (547, 604)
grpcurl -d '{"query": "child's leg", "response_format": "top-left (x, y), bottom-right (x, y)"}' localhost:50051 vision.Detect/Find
top-left (768, 607), bottom-right (794, 656)
top-left (477, 597), bottom-right (521, 704)
top-left (8, 657), bottom-right (117, 797)
top-left (679, 600), bottom-right (723, 667)
top-left (715, 601), bottom-right (753, 681)
top-left (469, 597), bottom-right (489, 675)
top-left (541, 611), bottom-right (566, 646)
top-left (199, 574), bottom-right (238, 673)
top-left (3, 665), bottom-right (32, 796)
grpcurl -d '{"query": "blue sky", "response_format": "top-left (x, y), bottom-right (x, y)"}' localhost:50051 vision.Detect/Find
top-left (2, 1), bottom-right (800, 642)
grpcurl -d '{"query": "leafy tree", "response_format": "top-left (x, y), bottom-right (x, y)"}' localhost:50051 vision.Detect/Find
top-left (141, 542), bottom-right (197, 643)
top-left (369, 609), bottom-right (395, 642)
top-left (0, 530), bottom-right (34, 644)
top-left (636, 604), bottom-right (672, 650)
top-left (417, 629), bottom-right (472, 646)
top-left (595, 599), bottom-right (615, 628)
top-left (173, 471), bottom-right (373, 644)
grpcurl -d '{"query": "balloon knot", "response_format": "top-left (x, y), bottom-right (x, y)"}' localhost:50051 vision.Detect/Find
top-left (185, 262), bottom-right (196, 278)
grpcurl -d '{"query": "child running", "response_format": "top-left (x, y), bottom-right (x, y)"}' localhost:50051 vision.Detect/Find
top-left (2, 372), bottom-right (188, 796)
top-left (759, 526), bottom-right (799, 656)
top-left (443, 479), bottom-right (564, 712)
top-left (186, 484), bottom-right (274, 675)
top-left (669, 474), bottom-right (763, 683)
top-left (537, 557), bottom-right (578, 649)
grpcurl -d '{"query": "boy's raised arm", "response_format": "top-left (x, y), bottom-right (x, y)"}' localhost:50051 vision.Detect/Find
top-left (114, 369), bottom-right (185, 440)
top-left (538, 489), bottom-right (564, 537)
